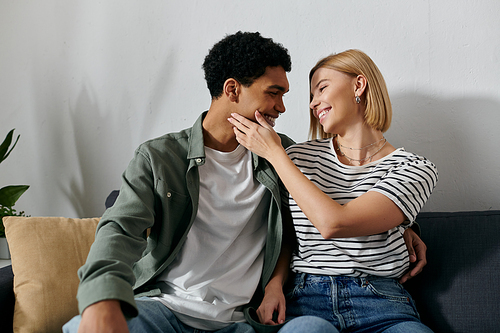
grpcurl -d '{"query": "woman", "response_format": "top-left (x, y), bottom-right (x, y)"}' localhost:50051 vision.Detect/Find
top-left (228, 50), bottom-right (438, 332)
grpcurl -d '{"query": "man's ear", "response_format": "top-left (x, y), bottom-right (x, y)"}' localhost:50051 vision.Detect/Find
top-left (223, 78), bottom-right (239, 102)
top-left (354, 75), bottom-right (368, 98)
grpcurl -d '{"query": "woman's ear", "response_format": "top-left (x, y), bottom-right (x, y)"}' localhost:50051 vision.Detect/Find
top-left (354, 75), bottom-right (368, 97)
top-left (223, 78), bottom-right (239, 102)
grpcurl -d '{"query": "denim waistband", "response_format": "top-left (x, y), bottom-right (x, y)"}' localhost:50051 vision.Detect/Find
top-left (292, 272), bottom-right (397, 288)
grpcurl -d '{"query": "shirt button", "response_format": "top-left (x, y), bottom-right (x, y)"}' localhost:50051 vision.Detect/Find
top-left (167, 192), bottom-right (172, 198)
top-left (196, 158), bottom-right (202, 163)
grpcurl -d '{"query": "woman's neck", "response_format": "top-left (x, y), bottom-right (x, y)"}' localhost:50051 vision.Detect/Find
top-left (334, 128), bottom-right (392, 166)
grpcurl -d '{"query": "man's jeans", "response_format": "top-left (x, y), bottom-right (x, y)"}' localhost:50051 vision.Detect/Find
top-left (63, 297), bottom-right (255, 333)
top-left (280, 273), bottom-right (433, 333)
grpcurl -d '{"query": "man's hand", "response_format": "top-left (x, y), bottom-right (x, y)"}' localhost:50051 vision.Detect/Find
top-left (256, 280), bottom-right (286, 325)
top-left (400, 227), bottom-right (427, 284)
top-left (78, 300), bottom-right (129, 333)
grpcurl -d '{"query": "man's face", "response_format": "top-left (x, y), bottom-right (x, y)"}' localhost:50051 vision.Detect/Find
top-left (237, 66), bottom-right (289, 127)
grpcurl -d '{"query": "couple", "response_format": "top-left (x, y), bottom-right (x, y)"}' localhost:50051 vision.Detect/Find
top-left (64, 31), bottom-right (437, 333)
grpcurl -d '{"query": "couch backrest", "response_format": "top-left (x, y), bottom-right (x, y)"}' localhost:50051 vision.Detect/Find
top-left (405, 210), bottom-right (500, 332)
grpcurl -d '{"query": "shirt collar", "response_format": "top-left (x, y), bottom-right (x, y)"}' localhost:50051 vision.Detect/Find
top-left (187, 111), bottom-right (207, 161)
top-left (187, 110), bottom-right (263, 170)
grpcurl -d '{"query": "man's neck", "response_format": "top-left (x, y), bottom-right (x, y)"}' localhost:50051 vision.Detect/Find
top-left (202, 105), bottom-right (239, 152)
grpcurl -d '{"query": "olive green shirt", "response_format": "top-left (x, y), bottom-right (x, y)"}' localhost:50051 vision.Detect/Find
top-left (77, 111), bottom-right (295, 321)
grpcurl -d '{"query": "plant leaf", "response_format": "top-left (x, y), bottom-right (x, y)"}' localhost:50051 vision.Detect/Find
top-left (0, 129), bottom-right (20, 164)
top-left (0, 185), bottom-right (30, 207)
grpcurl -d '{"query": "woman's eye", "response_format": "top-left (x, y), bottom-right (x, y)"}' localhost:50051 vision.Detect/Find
top-left (319, 86), bottom-right (326, 92)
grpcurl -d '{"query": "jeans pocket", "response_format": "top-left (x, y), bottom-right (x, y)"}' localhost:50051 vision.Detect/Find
top-left (285, 282), bottom-right (301, 301)
top-left (365, 278), bottom-right (411, 303)
top-left (365, 278), bottom-right (421, 320)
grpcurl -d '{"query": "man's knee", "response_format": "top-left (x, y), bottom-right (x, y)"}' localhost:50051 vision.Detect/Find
top-left (279, 316), bottom-right (338, 333)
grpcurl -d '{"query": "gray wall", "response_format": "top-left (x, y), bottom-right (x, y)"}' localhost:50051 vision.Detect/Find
top-left (1, 1), bottom-right (499, 218)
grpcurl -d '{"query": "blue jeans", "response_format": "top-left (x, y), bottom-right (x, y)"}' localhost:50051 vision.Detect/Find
top-left (63, 297), bottom-right (255, 333)
top-left (280, 273), bottom-right (433, 333)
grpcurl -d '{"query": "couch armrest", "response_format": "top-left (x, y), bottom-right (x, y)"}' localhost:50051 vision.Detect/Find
top-left (0, 265), bottom-right (14, 332)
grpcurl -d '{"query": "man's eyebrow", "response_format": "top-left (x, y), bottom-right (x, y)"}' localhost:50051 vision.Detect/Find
top-left (268, 84), bottom-right (289, 93)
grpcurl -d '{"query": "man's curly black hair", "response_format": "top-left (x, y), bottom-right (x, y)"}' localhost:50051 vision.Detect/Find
top-left (202, 31), bottom-right (292, 99)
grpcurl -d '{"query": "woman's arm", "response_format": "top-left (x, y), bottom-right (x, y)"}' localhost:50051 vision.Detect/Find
top-left (229, 111), bottom-right (405, 239)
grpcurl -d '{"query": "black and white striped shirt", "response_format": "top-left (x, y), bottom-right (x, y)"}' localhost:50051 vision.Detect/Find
top-left (286, 138), bottom-right (438, 278)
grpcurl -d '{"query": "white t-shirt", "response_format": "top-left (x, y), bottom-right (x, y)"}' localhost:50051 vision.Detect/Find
top-left (154, 145), bottom-right (270, 330)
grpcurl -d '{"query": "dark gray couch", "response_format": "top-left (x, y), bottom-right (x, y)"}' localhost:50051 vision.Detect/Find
top-left (404, 210), bottom-right (500, 332)
top-left (1, 207), bottom-right (499, 332)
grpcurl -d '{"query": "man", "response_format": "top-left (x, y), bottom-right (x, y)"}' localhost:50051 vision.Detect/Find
top-left (64, 31), bottom-right (425, 333)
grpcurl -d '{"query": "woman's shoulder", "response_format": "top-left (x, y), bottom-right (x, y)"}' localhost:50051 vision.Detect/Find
top-left (286, 138), bottom-right (332, 152)
top-left (387, 148), bottom-right (438, 179)
top-left (391, 148), bottom-right (435, 164)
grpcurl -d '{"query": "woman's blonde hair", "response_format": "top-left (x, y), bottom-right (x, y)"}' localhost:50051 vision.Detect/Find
top-left (308, 49), bottom-right (392, 139)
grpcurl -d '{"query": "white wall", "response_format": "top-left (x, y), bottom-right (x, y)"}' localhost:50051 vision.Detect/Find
top-left (1, 1), bottom-right (499, 218)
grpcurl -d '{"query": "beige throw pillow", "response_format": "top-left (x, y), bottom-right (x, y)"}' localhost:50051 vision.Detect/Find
top-left (4, 216), bottom-right (99, 333)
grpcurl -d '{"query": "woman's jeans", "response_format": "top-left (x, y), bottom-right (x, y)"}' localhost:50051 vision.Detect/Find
top-left (279, 273), bottom-right (433, 333)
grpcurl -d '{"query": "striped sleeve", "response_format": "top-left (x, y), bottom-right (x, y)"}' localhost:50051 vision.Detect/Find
top-left (370, 153), bottom-right (438, 222)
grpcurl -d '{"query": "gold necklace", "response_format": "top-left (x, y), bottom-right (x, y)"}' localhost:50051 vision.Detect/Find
top-left (337, 136), bottom-right (386, 151)
top-left (336, 136), bottom-right (387, 165)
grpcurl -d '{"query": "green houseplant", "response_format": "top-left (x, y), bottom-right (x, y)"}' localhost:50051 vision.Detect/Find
top-left (0, 129), bottom-right (29, 243)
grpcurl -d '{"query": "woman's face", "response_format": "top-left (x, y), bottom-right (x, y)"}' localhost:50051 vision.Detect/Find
top-left (309, 67), bottom-right (360, 134)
